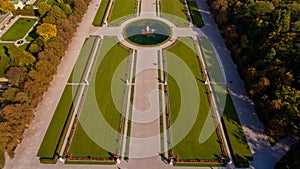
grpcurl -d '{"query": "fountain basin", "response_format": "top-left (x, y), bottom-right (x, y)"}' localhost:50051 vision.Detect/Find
top-left (123, 19), bottom-right (171, 46)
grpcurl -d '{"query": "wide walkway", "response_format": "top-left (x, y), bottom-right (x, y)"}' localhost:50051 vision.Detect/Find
top-left (129, 50), bottom-right (160, 158)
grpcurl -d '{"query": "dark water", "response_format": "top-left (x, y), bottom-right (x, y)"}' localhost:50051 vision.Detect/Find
top-left (124, 19), bottom-right (170, 45)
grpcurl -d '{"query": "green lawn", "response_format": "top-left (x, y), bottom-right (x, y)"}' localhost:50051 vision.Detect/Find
top-left (198, 37), bottom-right (224, 83)
top-left (37, 85), bottom-right (76, 158)
top-left (68, 38), bottom-right (130, 158)
top-left (0, 18), bottom-right (37, 41)
top-left (68, 36), bottom-right (99, 83)
top-left (187, 0), bottom-right (204, 27)
top-left (161, 0), bottom-right (189, 27)
top-left (92, 0), bottom-right (110, 26)
top-left (222, 94), bottom-right (253, 167)
top-left (166, 38), bottom-right (223, 160)
top-left (68, 123), bottom-right (112, 158)
top-left (108, 0), bottom-right (136, 25)
top-left (19, 43), bottom-right (30, 51)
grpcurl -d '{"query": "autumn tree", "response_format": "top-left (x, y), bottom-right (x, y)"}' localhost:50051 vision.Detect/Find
top-left (5, 67), bottom-right (28, 87)
top-left (43, 5), bottom-right (67, 24)
top-left (29, 37), bottom-right (44, 54)
top-left (6, 44), bottom-right (36, 68)
top-left (1, 88), bottom-right (19, 103)
top-left (36, 23), bottom-right (57, 41)
top-left (0, 0), bottom-right (15, 14)
top-left (37, 2), bottom-right (51, 17)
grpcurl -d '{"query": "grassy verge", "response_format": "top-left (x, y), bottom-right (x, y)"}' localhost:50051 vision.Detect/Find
top-left (108, 0), bottom-right (136, 25)
top-left (222, 94), bottom-right (252, 167)
top-left (92, 0), bottom-right (110, 26)
top-left (68, 38), bottom-right (130, 158)
top-left (166, 38), bottom-right (222, 160)
top-left (187, 0), bottom-right (204, 27)
top-left (0, 18), bottom-right (37, 41)
top-left (198, 37), bottom-right (224, 83)
top-left (68, 123), bottom-right (112, 158)
top-left (161, 0), bottom-right (189, 27)
top-left (65, 159), bottom-right (115, 165)
top-left (37, 85), bottom-right (75, 159)
top-left (68, 36), bottom-right (98, 83)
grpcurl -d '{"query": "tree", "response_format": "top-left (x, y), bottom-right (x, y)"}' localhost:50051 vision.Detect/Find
top-left (6, 44), bottom-right (36, 68)
top-left (56, 19), bottom-right (76, 40)
top-left (36, 23), bottom-right (57, 41)
top-left (60, 3), bottom-right (72, 15)
top-left (1, 88), bottom-right (19, 103)
top-left (37, 2), bottom-right (51, 17)
top-left (5, 67), bottom-right (28, 87)
top-left (251, 1), bottom-right (275, 16)
top-left (73, 0), bottom-right (87, 15)
top-left (0, 0), bottom-right (15, 14)
top-left (47, 5), bottom-right (67, 20)
top-left (14, 92), bottom-right (29, 103)
top-left (29, 37), bottom-right (44, 54)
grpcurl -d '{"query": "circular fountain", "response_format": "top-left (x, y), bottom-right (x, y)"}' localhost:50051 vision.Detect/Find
top-left (123, 19), bottom-right (171, 46)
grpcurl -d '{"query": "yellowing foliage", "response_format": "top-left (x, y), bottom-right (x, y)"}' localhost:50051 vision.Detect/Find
top-left (0, 0), bottom-right (15, 14)
top-left (36, 23), bottom-right (57, 41)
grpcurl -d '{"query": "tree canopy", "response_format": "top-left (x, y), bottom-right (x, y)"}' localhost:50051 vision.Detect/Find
top-left (0, 0), bottom-right (15, 14)
top-left (36, 23), bottom-right (57, 41)
top-left (6, 44), bottom-right (36, 69)
top-left (207, 0), bottom-right (300, 138)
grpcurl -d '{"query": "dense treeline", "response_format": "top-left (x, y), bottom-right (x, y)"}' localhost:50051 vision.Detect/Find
top-left (0, 0), bottom-right (91, 166)
top-left (207, 0), bottom-right (300, 138)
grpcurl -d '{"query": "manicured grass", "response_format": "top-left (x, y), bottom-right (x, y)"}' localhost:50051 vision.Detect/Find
top-left (109, 0), bottom-right (136, 24)
top-left (166, 38), bottom-right (223, 160)
top-left (65, 159), bottom-right (115, 165)
top-left (222, 94), bottom-right (252, 167)
top-left (68, 38), bottom-right (130, 158)
top-left (68, 123), bottom-right (111, 158)
top-left (92, 0), bottom-right (110, 26)
top-left (168, 75), bottom-right (180, 126)
top-left (19, 43), bottom-right (30, 51)
top-left (0, 43), bottom-right (10, 77)
top-left (95, 38), bottom-right (129, 131)
top-left (161, 0), bottom-right (189, 27)
top-left (187, 0), bottom-right (204, 27)
top-left (198, 37), bottom-right (224, 83)
top-left (68, 36), bottom-right (98, 83)
top-left (0, 18), bottom-right (37, 41)
top-left (37, 85), bottom-right (76, 158)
